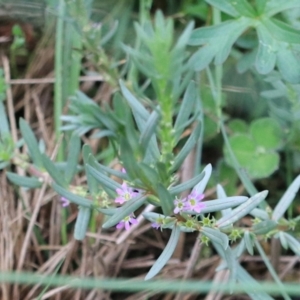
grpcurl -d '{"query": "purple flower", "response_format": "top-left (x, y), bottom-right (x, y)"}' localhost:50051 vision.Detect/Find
top-left (116, 215), bottom-right (138, 230)
top-left (115, 182), bottom-right (139, 205)
top-left (60, 197), bottom-right (70, 207)
top-left (184, 191), bottom-right (205, 213)
top-left (173, 198), bottom-right (186, 214)
top-left (151, 222), bottom-right (161, 230)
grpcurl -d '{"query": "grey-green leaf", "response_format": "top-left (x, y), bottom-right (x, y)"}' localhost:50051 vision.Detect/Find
top-left (272, 175), bottom-right (300, 221)
top-left (201, 227), bottom-right (229, 250)
top-left (145, 225), bottom-right (181, 280)
top-left (6, 172), bottom-right (42, 188)
top-left (102, 195), bottom-right (147, 228)
top-left (217, 191), bottom-right (269, 228)
top-left (19, 118), bottom-right (43, 168)
top-left (65, 133), bottom-right (81, 184)
top-left (252, 220), bottom-right (277, 235)
top-left (52, 182), bottom-right (93, 208)
top-left (74, 206), bottom-right (91, 240)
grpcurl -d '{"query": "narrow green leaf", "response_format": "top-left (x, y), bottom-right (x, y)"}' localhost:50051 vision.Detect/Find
top-left (82, 145), bottom-right (99, 195)
top-left (174, 82), bottom-right (197, 141)
top-left (237, 265), bottom-right (274, 300)
top-left (19, 118), bottom-right (43, 168)
top-left (102, 195), bottom-right (147, 229)
top-left (145, 225), bottom-right (181, 280)
top-left (281, 233), bottom-right (300, 256)
top-left (252, 220), bottom-right (277, 235)
top-left (255, 0), bottom-right (267, 14)
top-left (6, 172), bottom-right (42, 188)
top-left (185, 196), bottom-right (248, 214)
top-left (278, 231), bottom-right (289, 249)
top-left (65, 133), bottom-right (81, 184)
top-left (243, 231), bottom-right (254, 255)
top-left (201, 227), bottom-right (229, 250)
top-left (217, 184), bottom-right (231, 216)
top-left (0, 101), bottom-right (9, 135)
top-left (157, 183), bottom-right (174, 216)
top-left (249, 208), bottom-right (269, 220)
top-left (171, 121), bottom-right (201, 172)
top-left (86, 164), bottom-right (122, 192)
top-left (52, 182), bottom-right (93, 207)
top-left (169, 172), bottom-right (205, 195)
top-left (42, 154), bottom-right (67, 187)
top-left (74, 206), bottom-right (91, 240)
top-left (217, 191), bottom-right (269, 228)
top-left (174, 21), bottom-right (194, 50)
top-left (272, 175), bottom-right (300, 221)
top-left (139, 110), bottom-right (160, 151)
top-left (193, 164), bottom-right (212, 194)
top-left (119, 80), bottom-right (149, 121)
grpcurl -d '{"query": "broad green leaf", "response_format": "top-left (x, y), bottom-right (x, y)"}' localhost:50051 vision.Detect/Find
top-left (145, 225), bottom-right (181, 280)
top-left (102, 195), bottom-right (147, 228)
top-left (169, 172), bottom-right (205, 195)
top-left (171, 121), bottom-right (201, 172)
top-left (282, 233), bottom-right (300, 256)
top-left (205, 0), bottom-right (239, 17)
top-left (224, 134), bottom-right (280, 179)
top-left (52, 183), bottom-right (93, 207)
top-left (214, 18), bottom-right (252, 65)
top-left (42, 154), bottom-right (67, 187)
top-left (252, 220), bottom-right (277, 235)
top-left (227, 119), bottom-right (248, 134)
top-left (19, 118), bottom-right (43, 168)
top-left (250, 118), bottom-right (282, 150)
top-left (217, 191), bottom-right (268, 228)
top-left (189, 44), bottom-right (217, 71)
top-left (237, 49), bottom-right (256, 74)
top-left (157, 183), bottom-right (174, 216)
top-left (74, 206), bottom-right (91, 240)
top-left (255, 0), bottom-right (267, 14)
top-left (266, 0), bottom-right (300, 18)
top-left (263, 18), bottom-right (300, 44)
top-left (6, 172), bottom-right (42, 188)
top-left (243, 231), bottom-right (254, 255)
top-left (272, 175), bottom-right (300, 221)
top-left (255, 24), bottom-right (277, 74)
top-left (201, 227), bottom-right (229, 250)
top-left (185, 196), bottom-right (248, 214)
top-left (65, 133), bottom-right (81, 184)
top-left (277, 46), bottom-right (300, 84)
top-left (189, 21), bottom-right (237, 46)
top-left (228, 0), bottom-right (256, 17)
top-left (86, 163), bottom-right (122, 192)
top-left (192, 164), bottom-right (212, 194)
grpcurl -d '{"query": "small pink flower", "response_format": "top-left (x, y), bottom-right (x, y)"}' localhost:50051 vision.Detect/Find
top-left (115, 182), bottom-right (139, 204)
top-left (173, 198), bottom-right (186, 214)
top-left (151, 222), bottom-right (161, 230)
top-left (116, 215), bottom-right (138, 230)
top-left (184, 191), bottom-right (205, 213)
top-left (60, 197), bottom-right (70, 207)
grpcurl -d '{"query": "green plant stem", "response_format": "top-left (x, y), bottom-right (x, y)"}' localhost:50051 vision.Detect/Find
top-left (54, 0), bottom-right (67, 245)
top-left (254, 239), bottom-right (291, 300)
top-left (54, 0), bottom-right (65, 162)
